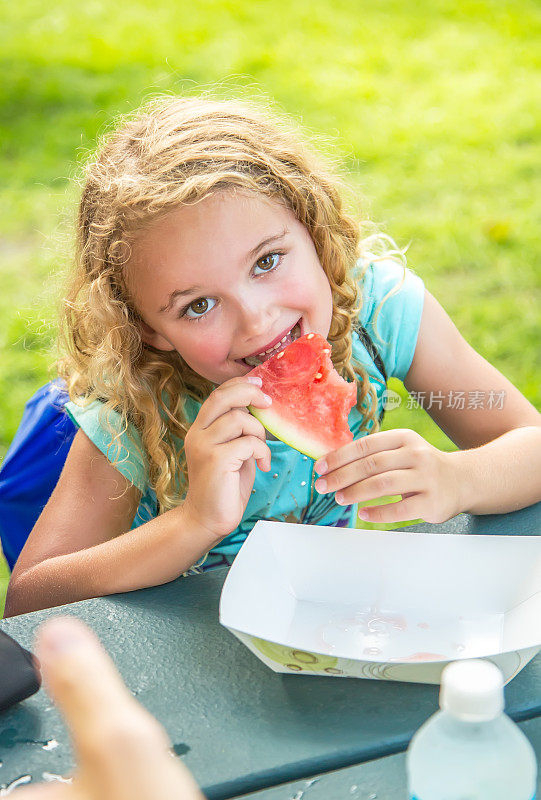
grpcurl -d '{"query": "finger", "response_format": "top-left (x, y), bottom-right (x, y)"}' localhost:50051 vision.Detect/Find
top-left (35, 618), bottom-right (170, 766)
top-left (315, 429), bottom-right (417, 475)
top-left (334, 469), bottom-right (421, 506)
top-left (357, 493), bottom-right (424, 524)
top-left (219, 435), bottom-right (272, 472)
top-left (197, 378), bottom-right (272, 429)
top-left (315, 449), bottom-right (413, 495)
top-left (36, 617), bottom-right (137, 721)
top-left (204, 407), bottom-right (267, 447)
top-left (35, 620), bottom-right (204, 800)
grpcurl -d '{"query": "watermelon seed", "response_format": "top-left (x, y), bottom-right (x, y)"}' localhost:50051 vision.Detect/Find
top-left (276, 351), bottom-right (285, 359)
top-left (323, 348), bottom-right (331, 354)
top-left (307, 333), bottom-right (315, 339)
top-left (315, 372), bottom-right (322, 379)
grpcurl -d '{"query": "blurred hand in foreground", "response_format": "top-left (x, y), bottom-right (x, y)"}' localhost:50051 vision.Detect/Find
top-left (13, 616), bottom-right (203, 800)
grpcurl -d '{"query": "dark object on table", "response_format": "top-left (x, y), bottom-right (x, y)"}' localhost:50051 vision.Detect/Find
top-left (0, 629), bottom-right (41, 711)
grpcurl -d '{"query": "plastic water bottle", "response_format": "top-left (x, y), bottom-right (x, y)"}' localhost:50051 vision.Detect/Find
top-left (407, 659), bottom-right (537, 799)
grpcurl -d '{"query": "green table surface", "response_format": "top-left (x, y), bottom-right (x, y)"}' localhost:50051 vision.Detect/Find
top-left (1, 503), bottom-right (540, 798)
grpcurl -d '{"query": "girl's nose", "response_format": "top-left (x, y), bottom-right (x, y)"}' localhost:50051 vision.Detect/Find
top-left (236, 299), bottom-right (277, 339)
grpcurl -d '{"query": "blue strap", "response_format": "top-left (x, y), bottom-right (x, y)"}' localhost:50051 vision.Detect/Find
top-left (0, 381), bottom-right (76, 570)
top-left (353, 323), bottom-right (387, 424)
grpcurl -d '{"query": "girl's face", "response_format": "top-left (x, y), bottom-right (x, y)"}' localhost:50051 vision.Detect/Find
top-left (126, 191), bottom-right (333, 385)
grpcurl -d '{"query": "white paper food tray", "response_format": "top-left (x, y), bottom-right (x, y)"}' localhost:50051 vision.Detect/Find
top-left (219, 521), bottom-right (541, 684)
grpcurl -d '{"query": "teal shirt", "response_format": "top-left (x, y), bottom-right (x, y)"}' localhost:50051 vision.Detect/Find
top-left (65, 260), bottom-right (425, 569)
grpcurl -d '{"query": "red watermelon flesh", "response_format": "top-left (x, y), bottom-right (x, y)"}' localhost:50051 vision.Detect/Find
top-left (247, 333), bottom-right (357, 459)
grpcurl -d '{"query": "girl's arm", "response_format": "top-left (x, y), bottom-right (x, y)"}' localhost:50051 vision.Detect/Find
top-left (5, 377), bottom-right (272, 617)
top-left (403, 290), bottom-right (541, 513)
top-left (404, 290), bottom-right (540, 449)
top-left (4, 430), bottom-right (222, 617)
top-left (314, 289), bottom-right (541, 524)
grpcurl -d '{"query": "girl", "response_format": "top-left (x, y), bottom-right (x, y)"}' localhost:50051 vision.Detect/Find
top-left (4, 96), bottom-right (541, 617)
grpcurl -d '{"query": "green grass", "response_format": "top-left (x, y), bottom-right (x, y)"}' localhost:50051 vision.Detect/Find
top-left (1, 1), bottom-right (540, 610)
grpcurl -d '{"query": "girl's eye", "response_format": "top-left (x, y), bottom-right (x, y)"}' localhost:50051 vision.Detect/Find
top-left (183, 297), bottom-right (216, 319)
top-left (254, 252), bottom-right (282, 275)
top-left (181, 252), bottom-right (283, 320)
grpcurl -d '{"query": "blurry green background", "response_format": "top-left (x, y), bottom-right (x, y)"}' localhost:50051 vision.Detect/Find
top-left (1, 0), bottom-right (540, 612)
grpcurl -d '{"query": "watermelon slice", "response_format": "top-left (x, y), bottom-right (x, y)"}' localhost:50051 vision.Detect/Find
top-left (247, 333), bottom-right (357, 459)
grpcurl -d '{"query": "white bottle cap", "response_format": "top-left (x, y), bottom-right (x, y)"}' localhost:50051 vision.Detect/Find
top-left (440, 659), bottom-right (504, 722)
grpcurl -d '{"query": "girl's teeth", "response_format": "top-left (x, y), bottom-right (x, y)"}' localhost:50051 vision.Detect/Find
top-left (244, 322), bottom-right (301, 366)
top-left (266, 337), bottom-right (287, 354)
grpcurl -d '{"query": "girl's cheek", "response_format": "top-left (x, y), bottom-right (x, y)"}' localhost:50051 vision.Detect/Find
top-left (188, 336), bottom-right (229, 365)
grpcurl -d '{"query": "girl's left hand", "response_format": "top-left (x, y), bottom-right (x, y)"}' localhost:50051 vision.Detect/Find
top-left (314, 429), bottom-right (462, 525)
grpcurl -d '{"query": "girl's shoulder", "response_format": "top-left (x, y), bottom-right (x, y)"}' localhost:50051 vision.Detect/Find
top-left (355, 258), bottom-right (423, 325)
top-left (352, 258), bottom-right (425, 382)
top-left (64, 397), bottom-right (148, 493)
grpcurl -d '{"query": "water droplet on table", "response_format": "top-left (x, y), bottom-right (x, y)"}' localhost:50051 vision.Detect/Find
top-left (0, 775), bottom-right (31, 795)
top-left (42, 772), bottom-right (73, 784)
top-left (172, 742), bottom-right (191, 757)
top-left (42, 739), bottom-right (59, 751)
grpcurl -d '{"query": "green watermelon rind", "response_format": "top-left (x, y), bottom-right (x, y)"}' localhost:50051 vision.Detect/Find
top-left (249, 404), bottom-right (332, 461)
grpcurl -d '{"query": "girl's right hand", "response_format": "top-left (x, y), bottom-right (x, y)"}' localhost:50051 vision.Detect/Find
top-left (182, 376), bottom-right (272, 542)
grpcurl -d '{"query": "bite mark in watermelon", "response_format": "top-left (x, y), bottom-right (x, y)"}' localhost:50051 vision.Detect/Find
top-left (247, 333), bottom-right (357, 459)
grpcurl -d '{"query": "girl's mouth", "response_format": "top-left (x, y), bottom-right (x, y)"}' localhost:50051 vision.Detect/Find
top-left (240, 321), bottom-right (302, 367)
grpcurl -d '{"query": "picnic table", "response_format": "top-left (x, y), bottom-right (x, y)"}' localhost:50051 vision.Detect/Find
top-left (1, 502), bottom-right (540, 798)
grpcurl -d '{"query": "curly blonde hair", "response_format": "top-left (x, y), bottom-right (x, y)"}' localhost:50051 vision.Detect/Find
top-left (58, 94), bottom-right (405, 512)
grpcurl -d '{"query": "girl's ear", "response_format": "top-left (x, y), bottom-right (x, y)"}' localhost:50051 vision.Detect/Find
top-left (139, 320), bottom-right (176, 352)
